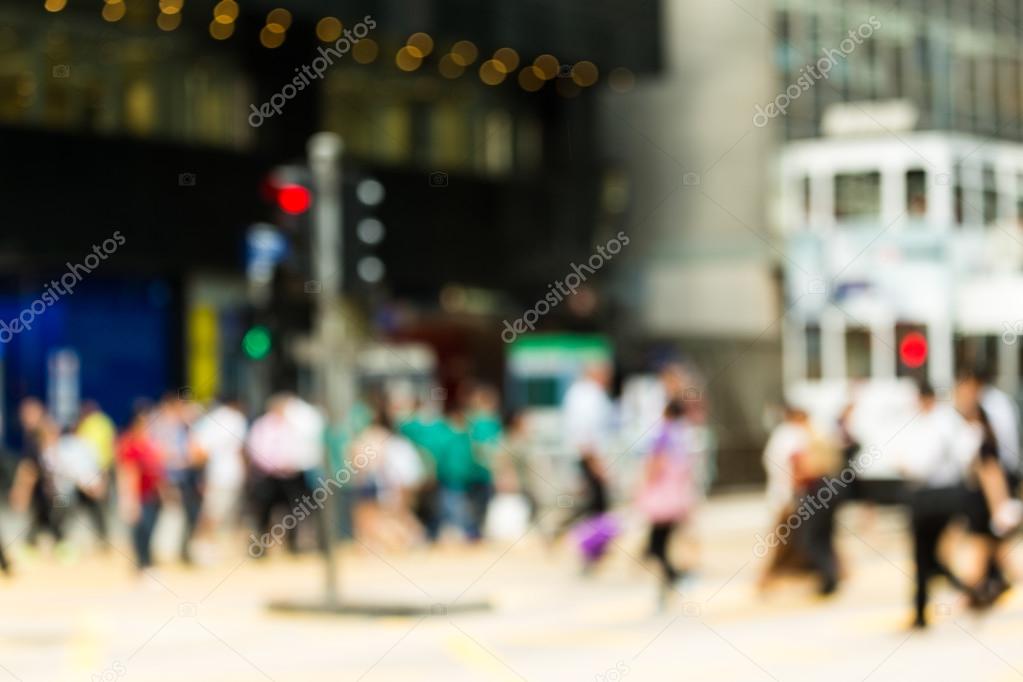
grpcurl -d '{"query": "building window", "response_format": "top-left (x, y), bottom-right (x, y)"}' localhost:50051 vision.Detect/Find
top-left (834, 171), bottom-right (881, 221)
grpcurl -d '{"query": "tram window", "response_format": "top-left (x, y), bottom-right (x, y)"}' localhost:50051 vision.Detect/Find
top-left (983, 165), bottom-right (998, 226)
top-left (834, 172), bottom-right (881, 221)
top-left (845, 328), bottom-right (871, 379)
top-left (955, 334), bottom-right (999, 379)
top-left (806, 324), bottom-right (822, 380)
top-left (906, 169), bottom-right (927, 217)
top-left (801, 176), bottom-right (811, 225)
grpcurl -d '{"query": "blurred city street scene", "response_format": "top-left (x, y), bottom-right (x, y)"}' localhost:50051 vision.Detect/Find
top-left (4, 0), bottom-right (1023, 680)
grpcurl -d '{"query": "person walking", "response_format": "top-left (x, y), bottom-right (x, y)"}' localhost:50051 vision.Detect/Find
top-left (117, 401), bottom-right (166, 570)
top-left (245, 394), bottom-right (307, 556)
top-left (899, 382), bottom-right (979, 628)
top-left (149, 394), bottom-right (201, 564)
top-left (467, 384), bottom-right (502, 538)
top-left (190, 396), bottom-right (248, 563)
top-left (955, 371), bottom-right (1022, 608)
top-left (349, 403), bottom-right (424, 550)
top-left (561, 363), bottom-right (614, 522)
top-left (636, 399), bottom-right (696, 607)
top-left (10, 398), bottom-right (66, 551)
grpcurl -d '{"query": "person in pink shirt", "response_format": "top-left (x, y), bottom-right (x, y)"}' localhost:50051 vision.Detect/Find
top-left (637, 399), bottom-right (695, 604)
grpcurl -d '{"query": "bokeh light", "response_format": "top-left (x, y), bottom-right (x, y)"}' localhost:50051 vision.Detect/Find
top-left (316, 17), bottom-right (342, 42)
top-left (533, 54), bottom-right (559, 80)
top-left (352, 38), bottom-right (378, 64)
top-left (450, 40), bottom-right (478, 66)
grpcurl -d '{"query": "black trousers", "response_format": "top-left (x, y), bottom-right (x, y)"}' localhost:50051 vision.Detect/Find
top-left (251, 473), bottom-right (311, 554)
top-left (909, 486), bottom-right (970, 624)
top-left (647, 522), bottom-right (678, 584)
top-left (173, 468), bottom-right (203, 561)
top-left (27, 484), bottom-right (64, 545)
top-left (74, 488), bottom-right (108, 542)
top-left (796, 482), bottom-right (839, 594)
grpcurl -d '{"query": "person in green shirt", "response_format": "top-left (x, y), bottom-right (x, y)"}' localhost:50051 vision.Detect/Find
top-left (397, 400), bottom-right (450, 541)
top-left (466, 385), bottom-right (502, 539)
top-left (433, 400), bottom-right (484, 541)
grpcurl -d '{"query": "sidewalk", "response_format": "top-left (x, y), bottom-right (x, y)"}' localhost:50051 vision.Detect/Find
top-left (0, 492), bottom-right (1020, 681)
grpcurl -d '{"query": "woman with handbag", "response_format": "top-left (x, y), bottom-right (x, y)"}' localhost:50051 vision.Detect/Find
top-left (637, 399), bottom-right (696, 605)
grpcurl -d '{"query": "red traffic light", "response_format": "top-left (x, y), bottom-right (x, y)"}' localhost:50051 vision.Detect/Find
top-left (899, 331), bottom-right (928, 368)
top-left (276, 184), bottom-right (311, 215)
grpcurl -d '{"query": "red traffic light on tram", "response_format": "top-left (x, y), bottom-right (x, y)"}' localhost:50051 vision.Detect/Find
top-left (899, 331), bottom-right (928, 368)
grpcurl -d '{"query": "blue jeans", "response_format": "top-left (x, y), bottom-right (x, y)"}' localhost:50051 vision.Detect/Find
top-left (440, 488), bottom-right (478, 540)
top-left (132, 499), bottom-right (161, 568)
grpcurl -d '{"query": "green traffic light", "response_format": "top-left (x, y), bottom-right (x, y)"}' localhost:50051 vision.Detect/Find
top-left (243, 325), bottom-right (272, 360)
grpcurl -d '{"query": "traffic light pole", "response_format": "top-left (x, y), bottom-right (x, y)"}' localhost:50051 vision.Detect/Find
top-left (269, 133), bottom-right (488, 617)
top-left (308, 132), bottom-right (346, 607)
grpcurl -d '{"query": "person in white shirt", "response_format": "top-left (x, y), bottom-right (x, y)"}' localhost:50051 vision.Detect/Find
top-left (899, 382), bottom-right (978, 628)
top-left (761, 405), bottom-right (810, 521)
top-left (246, 394), bottom-right (307, 555)
top-left (191, 398), bottom-right (248, 560)
top-left (48, 425), bottom-right (107, 543)
top-left (561, 363), bottom-right (614, 519)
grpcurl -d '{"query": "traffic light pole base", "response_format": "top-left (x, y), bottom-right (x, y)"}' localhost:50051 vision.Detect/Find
top-left (267, 598), bottom-right (491, 617)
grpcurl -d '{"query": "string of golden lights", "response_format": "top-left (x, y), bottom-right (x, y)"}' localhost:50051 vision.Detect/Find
top-left (41, 2), bottom-right (635, 93)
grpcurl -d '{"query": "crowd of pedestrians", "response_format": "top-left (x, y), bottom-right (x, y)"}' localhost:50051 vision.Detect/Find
top-left (759, 368), bottom-right (1023, 628)
top-left (17, 357), bottom-right (1021, 630)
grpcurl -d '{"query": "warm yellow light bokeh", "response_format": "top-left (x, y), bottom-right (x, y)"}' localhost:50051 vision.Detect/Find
top-left (316, 17), bottom-right (343, 42)
top-left (534, 54), bottom-right (559, 80)
top-left (450, 40), bottom-right (478, 67)
top-left (352, 38), bottom-right (379, 64)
